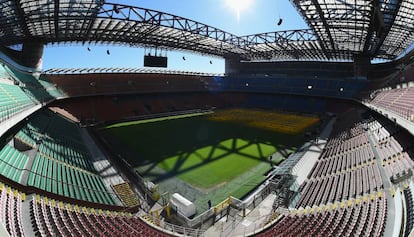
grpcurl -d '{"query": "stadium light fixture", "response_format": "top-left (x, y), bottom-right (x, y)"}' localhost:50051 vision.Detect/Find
top-left (276, 0), bottom-right (282, 26)
top-left (277, 18), bottom-right (283, 26)
top-left (114, 5), bottom-right (120, 14)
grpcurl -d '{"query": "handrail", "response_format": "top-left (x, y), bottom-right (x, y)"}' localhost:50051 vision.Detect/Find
top-left (0, 51), bottom-right (42, 75)
top-left (44, 67), bottom-right (223, 77)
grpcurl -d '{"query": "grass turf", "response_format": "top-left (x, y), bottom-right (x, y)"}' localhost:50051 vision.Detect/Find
top-left (98, 109), bottom-right (317, 208)
top-left (156, 138), bottom-right (277, 189)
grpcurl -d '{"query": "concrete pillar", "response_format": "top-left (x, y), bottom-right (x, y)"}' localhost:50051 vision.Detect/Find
top-left (353, 55), bottom-right (371, 78)
top-left (21, 40), bottom-right (44, 69)
top-left (224, 55), bottom-right (242, 75)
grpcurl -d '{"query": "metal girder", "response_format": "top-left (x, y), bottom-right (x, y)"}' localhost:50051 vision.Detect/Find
top-left (84, 0), bottom-right (106, 43)
top-left (54, 0), bottom-right (59, 39)
top-left (291, 0), bottom-right (414, 60)
top-left (309, 0), bottom-right (336, 58)
top-left (44, 67), bottom-right (222, 76)
top-left (13, 0), bottom-right (30, 38)
top-left (378, 0), bottom-right (414, 59)
top-left (0, 1), bottom-right (326, 61)
top-left (362, 1), bottom-right (380, 55)
top-left (2, 0), bottom-right (414, 61)
top-left (0, 0), bottom-right (27, 45)
top-left (291, 0), bottom-right (337, 59)
top-left (97, 3), bottom-right (248, 46)
top-left (291, 0), bottom-right (374, 60)
top-left (238, 29), bottom-right (326, 60)
top-left (241, 29), bottom-right (317, 45)
top-left (364, 0), bottom-right (403, 56)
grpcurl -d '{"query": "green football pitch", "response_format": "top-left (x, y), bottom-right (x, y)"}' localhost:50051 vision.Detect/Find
top-left (98, 110), bottom-right (315, 212)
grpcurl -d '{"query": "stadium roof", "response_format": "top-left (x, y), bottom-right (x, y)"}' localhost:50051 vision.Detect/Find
top-left (44, 67), bottom-right (223, 76)
top-left (0, 0), bottom-right (414, 62)
top-left (292, 0), bottom-right (414, 60)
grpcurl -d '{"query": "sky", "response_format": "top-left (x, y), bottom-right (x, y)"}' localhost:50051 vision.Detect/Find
top-left (42, 0), bottom-right (308, 73)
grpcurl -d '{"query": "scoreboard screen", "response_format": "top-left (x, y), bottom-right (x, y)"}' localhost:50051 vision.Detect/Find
top-left (144, 55), bottom-right (168, 68)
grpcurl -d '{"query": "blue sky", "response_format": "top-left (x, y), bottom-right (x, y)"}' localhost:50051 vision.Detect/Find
top-left (42, 0), bottom-right (307, 73)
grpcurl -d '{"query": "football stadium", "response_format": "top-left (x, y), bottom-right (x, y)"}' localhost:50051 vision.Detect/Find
top-left (0, 0), bottom-right (414, 236)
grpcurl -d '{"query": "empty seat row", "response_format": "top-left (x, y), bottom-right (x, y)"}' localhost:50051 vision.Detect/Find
top-left (404, 187), bottom-right (413, 237)
top-left (259, 196), bottom-right (387, 237)
top-left (0, 144), bottom-right (29, 183)
top-left (3, 64), bottom-right (63, 102)
top-left (311, 145), bottom-right (374, 179)
top-left (370, 87), bottom-right (414, 121)
top-left (0, 183), bottom-right (25, 237)
top-left (298, 162), bottom-right (382, 208)
top-left (28, 153), bottom-right (115, 205)
top-left (31, 196), bottom-right (168, 237)
top-left (11, 109), bottom-right (116, 205)
top-left (0, 82), bottom-right (35, 122)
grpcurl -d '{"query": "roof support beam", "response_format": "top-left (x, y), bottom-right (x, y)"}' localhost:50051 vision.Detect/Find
top-left (310, 0), bottom-right (336, 57)
top-left (84, 0), bottom-right (106, 42)
top-left (54, 0), bottom-right (60, 39)
top-left (372, 0), bottom-right (403, 56)
top-left (362, 9), bottom-right (376, 54)
top-left (7, 1), bottom-right (405, 61)
top-left (13, 0), bottom-right (30, 38)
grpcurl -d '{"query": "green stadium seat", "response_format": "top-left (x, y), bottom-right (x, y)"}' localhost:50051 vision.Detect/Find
top-left (0, 145), bottom-right (29, 183)
top-left (13, 109), bottom-right (116, 205)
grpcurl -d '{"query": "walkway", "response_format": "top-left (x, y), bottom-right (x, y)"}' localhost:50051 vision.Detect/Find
top-left (366, 117), bottom-right (397, 237)
top-left (364, 102), bottom-right (414, 137)
top-left (80, 128), bottom-right (124, 205)
top-left (291, 117), bottom-right (335, 186)
top-left (203, 117), bottom-right (336, 237)
top-left (204, 194), bottom-right (277, 237)
top-left (20, 194), bottom-right (36, 237)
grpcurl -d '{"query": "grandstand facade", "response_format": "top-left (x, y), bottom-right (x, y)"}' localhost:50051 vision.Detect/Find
top-left (0, 0), bottom-right (413, 236)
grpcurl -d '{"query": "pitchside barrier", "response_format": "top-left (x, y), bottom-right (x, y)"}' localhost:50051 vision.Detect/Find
top-left (138, 179), bottom-right (279, 237)
top-left (98, 124), bottom-right (316, 236)
top-left (142, 211), bottom-right (207, 237)
top-left (92, 110), bottom-right (329, 237)
top-left (136, 151), bottom-right (309, 236)
top-left (213, 197), bottom-right (231, 215)
top-left (149, 141), bottom-right (314, 234)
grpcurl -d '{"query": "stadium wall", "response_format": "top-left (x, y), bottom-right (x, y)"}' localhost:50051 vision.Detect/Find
top-left (225, 60), bottom-right (355, 78)
top-left (47, 92), bottom-right (357, 125)
top-left (45, 71), bottom-right (368, 100)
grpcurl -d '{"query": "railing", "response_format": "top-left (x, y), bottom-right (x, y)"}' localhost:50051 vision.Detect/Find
top-left (216, 212), bottom-right (284, 237)
top-left (143, 212), bottom-right (208, 237)
top-left (140, 178), bottom-right (279, 236)
top-left (44, 67), bottom-right (224, 77)
top-left (0, 51), bottom-right (41, 75)
top-left (0, 103), bottom-right (35, 123)
top-left (128, 142), bottom-right (318, 236)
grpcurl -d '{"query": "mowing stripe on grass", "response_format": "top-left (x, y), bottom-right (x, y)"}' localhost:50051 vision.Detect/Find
top-left (156, 138), bottom-right (277, 189)
top-left (99, 109), bottom-right (316, 213)
top-left (106, 111), bottom-right (212, 128)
